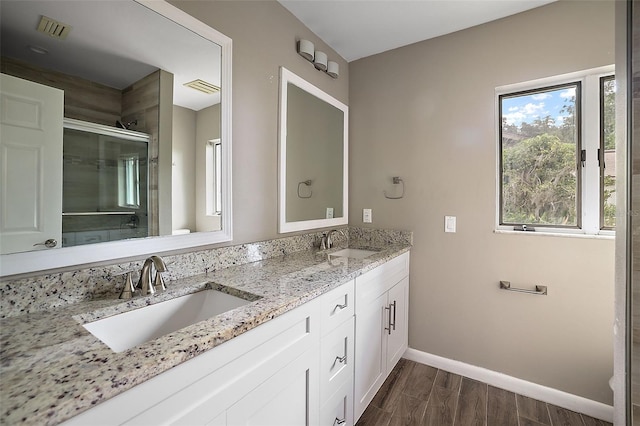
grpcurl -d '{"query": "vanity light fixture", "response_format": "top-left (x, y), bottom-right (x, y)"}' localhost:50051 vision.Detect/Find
top-left (297, 39), bottom-right (314, 61)
top-left (296, 39), bottom-right (339, 79)
top-left (313, 51), bottom-right (328, 71)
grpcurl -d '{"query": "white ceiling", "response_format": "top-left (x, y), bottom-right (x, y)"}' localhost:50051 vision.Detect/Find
top-left (278, 0), bottom-right (556, 62)
top-left (0, 1), bottom-right (221, 111)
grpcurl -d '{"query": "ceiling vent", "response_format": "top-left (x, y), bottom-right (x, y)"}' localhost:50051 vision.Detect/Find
top-left (37, 16), bottom-right (72, 40)
top-left (183, 79), bottom-right (220, 95)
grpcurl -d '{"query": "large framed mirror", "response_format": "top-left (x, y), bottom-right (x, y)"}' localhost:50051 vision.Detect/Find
top-left (278, 67), bottom-right (348, 233)
top-left (0, 0), bottom-right (232, 276)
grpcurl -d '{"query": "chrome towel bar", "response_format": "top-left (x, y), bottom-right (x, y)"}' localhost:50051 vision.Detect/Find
top-left (499, 280), bottom-right (547, 295)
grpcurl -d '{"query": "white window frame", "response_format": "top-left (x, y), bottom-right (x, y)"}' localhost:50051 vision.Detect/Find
top-left (495, 65), bottom-right (615, 237)
top-left (205, 139), bottom-right (222, 216)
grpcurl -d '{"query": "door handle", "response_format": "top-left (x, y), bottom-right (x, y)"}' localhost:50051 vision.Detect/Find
top-left (390, 300), bottom-right (397, 331)
top-left (384, 304), bottom-right (392, 335)
top-left (33, 238), bottom-right (57, 248)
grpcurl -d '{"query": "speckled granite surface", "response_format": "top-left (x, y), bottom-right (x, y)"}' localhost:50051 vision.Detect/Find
top-left (0, 230), bottom-right (411, 425)
top-left (0, 227), bottom-right (411, 319)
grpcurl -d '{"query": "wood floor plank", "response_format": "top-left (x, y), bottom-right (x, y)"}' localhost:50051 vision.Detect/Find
top-left (580, 415), bottom-right (612, 426)
top-left (519, 417), bottom-right (551, 426)
top-left (516, 394), bottom-right (551, 424)
top-left (387, 393), bottom-right (428, 426)
top-left (371, 359), bottom-right (415, 411)
top-left (547, 404), bottom-right (585, 426)
top-left (454, 378), bottom-right (487, 426)
top-left (434, 369), bottom-right (463, 390)
top-left (486, 386), bottom-right (518, 426)
top-left (403, 362), bottom-right (438, 401)
top-left (422, 385), bottom-right (459, 426)
top-left (357, 404), bottom-right (392, 426)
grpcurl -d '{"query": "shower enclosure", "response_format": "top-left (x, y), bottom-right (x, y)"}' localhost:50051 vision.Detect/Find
top-left (62, 119), bottom-right (150, 247)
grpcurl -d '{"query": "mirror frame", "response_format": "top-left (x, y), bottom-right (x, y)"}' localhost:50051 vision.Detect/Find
top-left (278, 67), bottom-right (348, 233)
top-left (0, 0), bottom-right (233, 277)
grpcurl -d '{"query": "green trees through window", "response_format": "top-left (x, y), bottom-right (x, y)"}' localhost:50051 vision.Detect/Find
top-left (500, 83), bottom-right (580, 227)
top-left (499, 73), bottom-right (616, 232)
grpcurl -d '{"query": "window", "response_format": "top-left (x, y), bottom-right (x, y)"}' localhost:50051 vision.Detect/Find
top-left (205, 139), bottom-right (222, 215)
top-left (600, 76), bottom-right (616, 229)
top-left (497, 67), bottom-right (615, 235)
top-left (118, 154), bottom-right (140, 208)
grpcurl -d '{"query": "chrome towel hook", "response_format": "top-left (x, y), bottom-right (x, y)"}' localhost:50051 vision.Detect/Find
top-left (384, 177), bottom-right (405, 199)
top-left (297, 180), bottom-right (312, 198)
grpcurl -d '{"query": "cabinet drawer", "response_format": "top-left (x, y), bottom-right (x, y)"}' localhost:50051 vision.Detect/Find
top-left (320, 379), bottom-right (354, 426)
top-left (355, 252), bottom-right (409, 311)
top-left (321, 280), bottom-right (354, 336)
top-left (320, 316), bottom-right (354, 403)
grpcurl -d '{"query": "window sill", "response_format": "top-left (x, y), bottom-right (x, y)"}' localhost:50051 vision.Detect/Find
top-left (494, 229), bottom-right (615, 240)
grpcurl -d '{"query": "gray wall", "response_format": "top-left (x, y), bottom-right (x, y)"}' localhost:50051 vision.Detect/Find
top-left (349, 1), bottom-right (615, 404)
top-left (286, 83), bottom-right (344, 222)
top-left (170, 0), bottom-right (349, 243)
top-left (172, 105), bottom-right (197, 232)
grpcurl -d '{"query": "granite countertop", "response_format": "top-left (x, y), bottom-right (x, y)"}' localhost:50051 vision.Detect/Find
top-left (0, 243), bottom-right (410, 425)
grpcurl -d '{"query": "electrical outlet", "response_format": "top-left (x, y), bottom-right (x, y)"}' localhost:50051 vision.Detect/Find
top-left (363, 208), bottom-right (372, 223)
top-left (326, 207), bottom-right (334, 219)
top-left (445, 216), bottom-right (456, 233)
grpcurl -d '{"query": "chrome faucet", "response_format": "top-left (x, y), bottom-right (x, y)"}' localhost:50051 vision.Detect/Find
top-left (136, 255), bottom-right (168, 296)
top-left (326, 229), bottom-right (347, 249)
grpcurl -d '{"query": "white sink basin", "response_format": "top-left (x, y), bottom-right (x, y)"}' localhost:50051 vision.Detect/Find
top-left (328, 248), bottom-right (379, 259)
top-left (83, 289), bottom-right (254, 353)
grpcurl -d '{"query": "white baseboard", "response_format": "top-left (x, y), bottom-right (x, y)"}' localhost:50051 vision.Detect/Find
top-left (403, 348), bottom-right (614, 423)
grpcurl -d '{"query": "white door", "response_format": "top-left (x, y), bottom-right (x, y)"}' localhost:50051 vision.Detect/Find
top-left (354, 291), bottom-right (387, 421)
top-left (0, 73), bottom-right (63, 254)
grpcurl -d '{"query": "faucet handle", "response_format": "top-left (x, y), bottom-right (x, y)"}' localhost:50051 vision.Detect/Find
top-left (118, 272), bottom-right (136, 299)
top-left (319, 232), bottom-right (329, 250)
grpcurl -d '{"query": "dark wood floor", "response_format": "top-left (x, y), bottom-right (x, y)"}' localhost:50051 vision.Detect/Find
top-left (356, 359), bottom-right (612, 426)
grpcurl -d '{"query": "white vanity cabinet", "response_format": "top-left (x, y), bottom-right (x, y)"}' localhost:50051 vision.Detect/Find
top-left (63, 279), bottom-right (356, 426)
top-left (354, 252), bottom-right (410, 421)
top-left (62, 250), bottom-right (410, 426)
top-left (64, 295), bottom-right (322, 426)
top-left (319, 281), bottom-right (355, 426)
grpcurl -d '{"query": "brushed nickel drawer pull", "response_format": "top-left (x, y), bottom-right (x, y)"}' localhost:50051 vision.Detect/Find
top-left (390, 300), bottom-right (396, 331)
top-left (384, 305), bottom-right (392, 335)
top-left (334, 302), bottom-right (347, 311)
top-left (499, 281), bottom-right (547, 295)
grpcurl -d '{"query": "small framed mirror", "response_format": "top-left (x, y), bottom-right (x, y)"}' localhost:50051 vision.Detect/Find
top-left (278, 67), bottom-right (348, 233)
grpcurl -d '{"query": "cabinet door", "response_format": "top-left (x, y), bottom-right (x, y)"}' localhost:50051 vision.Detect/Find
top-left (354, 291), bottom-right (387, 421)
top-left (227, 347), bottom-right (319, 426)
top-left (386, 277), bottom-right (409, 370)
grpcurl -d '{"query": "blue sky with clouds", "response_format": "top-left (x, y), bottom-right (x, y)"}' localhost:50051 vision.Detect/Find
top-left (502, 85), bottom-right (576, 128)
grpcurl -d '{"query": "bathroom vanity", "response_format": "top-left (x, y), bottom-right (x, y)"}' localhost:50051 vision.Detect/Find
top-left (0, 231), bottom-right (410, 425)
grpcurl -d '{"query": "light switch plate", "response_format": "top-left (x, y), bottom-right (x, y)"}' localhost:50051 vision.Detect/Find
top-left (363, 208), bottom-right (372, 223)
top-left (445, 216), bottom-right (456, 233)
top-left (326, 207), bottom-right (334, 219)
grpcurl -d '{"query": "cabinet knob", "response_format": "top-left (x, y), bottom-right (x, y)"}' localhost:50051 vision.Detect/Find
top-left (334, 417), bottom-right (346, 425)
top-left (335, 354), bottom-right (347, 364)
